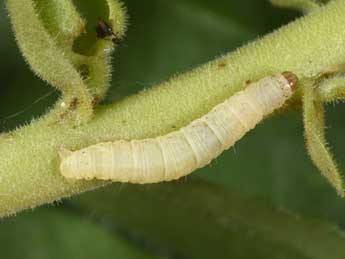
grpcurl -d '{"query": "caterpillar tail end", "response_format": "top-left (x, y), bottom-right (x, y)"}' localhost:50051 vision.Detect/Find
top-left (58, 148), bottom-right (76, 180)
top-left (59, 148), bottom-right (73, 162)
top-left (282, 71), bottom-right (299, 91)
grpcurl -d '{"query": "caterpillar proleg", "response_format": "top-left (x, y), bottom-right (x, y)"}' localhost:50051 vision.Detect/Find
top-left (59, 72), bottom-right (298, 183)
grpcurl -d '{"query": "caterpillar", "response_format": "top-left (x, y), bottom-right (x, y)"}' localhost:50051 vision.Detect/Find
top-left (59, 72), bottom-right (298, 184)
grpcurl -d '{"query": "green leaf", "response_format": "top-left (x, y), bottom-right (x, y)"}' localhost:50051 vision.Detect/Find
top-left (303, 80), bottom-right (344, 196)
top-left (71, 180), bottom-right (345, 259)
top-left (0, 207), bottom-right (156, 259)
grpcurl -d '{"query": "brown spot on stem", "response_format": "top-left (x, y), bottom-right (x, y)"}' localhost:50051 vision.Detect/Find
top-left (218, 62), bottom-right (227, 68)
top-left (245, 80), bottom-right (252, 86)
top-left (69, 98), bottom-right (79, 110)
top-left (92, 96), bottom-right (100, 108)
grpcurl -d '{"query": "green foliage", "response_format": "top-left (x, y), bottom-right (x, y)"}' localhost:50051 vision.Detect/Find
top-left (2, 180), bottom-right (345, 258)
top-left (0, 208), bottom-right (154, 259)
top-left (71, 180), bottom-right (345, 259)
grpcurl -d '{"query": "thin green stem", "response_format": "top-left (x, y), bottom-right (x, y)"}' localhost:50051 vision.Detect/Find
top-left (303, 78), bottom-right (344, 196)
top-left (318, 76), bottom-right (345, 103)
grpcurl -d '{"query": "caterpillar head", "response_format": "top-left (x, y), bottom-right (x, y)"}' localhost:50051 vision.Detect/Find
top-left (282, 71), bottom-right (299, 91)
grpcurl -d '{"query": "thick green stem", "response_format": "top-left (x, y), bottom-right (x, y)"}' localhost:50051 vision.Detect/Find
top-left (1, 0), bottom-right (345, 217)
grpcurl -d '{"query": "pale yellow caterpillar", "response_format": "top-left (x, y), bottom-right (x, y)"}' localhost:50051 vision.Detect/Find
top-left (59, 72), bottom-right (298, 183)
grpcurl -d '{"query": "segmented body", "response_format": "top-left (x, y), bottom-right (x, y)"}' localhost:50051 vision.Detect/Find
top-left (59, 72), bottom-right (298, 183)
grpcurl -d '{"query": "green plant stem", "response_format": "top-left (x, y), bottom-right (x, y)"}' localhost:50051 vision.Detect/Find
top-left (303, 78), bottom-right (344, 196)
top-left (318, 76), bottom-right (345, 102)
top-left (1, 0), bottom-right (345, 217)
top-left (6, 0), bottom-right (95, 124)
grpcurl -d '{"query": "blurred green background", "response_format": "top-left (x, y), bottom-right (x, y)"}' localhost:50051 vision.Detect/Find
top-left (1, 0), bottom-right (345, 258)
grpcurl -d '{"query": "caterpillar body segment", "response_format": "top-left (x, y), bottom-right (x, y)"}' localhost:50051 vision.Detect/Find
top-left (59, 72), bottom-right (298, 183)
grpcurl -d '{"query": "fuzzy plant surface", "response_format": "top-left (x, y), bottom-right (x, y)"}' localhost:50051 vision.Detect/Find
top-left (1, 0), bottom-right (345, 220)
